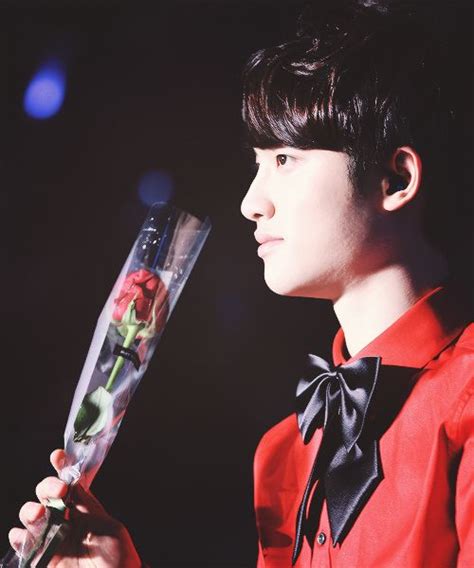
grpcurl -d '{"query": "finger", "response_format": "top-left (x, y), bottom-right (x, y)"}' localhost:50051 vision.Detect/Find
top-left (8, 527), bottom-right (26, 553)
top-left (19, 502), bottom-right (45, 527)
top-left (35, 477), bottom-right (68, 504)
top-left (50, 449), bottom-right (66, 475)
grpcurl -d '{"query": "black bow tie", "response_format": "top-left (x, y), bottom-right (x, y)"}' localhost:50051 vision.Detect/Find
top-left (292, 354), bottom-right (383, 565)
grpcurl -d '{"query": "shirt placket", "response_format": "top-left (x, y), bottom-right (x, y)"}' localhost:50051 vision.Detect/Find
top-left (310, 502), bottom-right (332, 568)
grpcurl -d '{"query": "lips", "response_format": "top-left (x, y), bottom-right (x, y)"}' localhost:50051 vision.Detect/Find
top-left (254, 231), bottom-right (284, 258)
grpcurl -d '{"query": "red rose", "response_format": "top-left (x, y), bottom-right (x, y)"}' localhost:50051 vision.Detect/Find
top-left (113, 269), bottom-right (168, 336)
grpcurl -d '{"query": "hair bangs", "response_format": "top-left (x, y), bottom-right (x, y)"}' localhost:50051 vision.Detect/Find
top-left (242, 42), bottom-right (350, 152)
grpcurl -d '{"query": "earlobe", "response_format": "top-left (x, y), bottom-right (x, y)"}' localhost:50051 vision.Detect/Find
top-left (381, 146), bottom-right (422, 212)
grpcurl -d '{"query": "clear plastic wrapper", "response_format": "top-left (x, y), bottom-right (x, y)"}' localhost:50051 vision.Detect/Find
top-left (2, 202), bottom-right (211, 567)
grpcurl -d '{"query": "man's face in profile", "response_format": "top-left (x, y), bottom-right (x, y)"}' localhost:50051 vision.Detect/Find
top-left (241, 147), bottom-right (384, 301)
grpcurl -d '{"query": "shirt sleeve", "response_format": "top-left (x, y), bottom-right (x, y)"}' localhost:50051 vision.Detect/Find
top-left (455, 390), bottom-right (474, 568)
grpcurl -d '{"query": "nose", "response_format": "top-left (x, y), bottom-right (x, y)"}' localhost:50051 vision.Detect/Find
top-left (240, 170), bottom-right (275, 222)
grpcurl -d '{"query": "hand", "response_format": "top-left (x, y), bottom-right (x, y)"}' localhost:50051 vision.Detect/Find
top-left (8, 449), bottom-right (143, 568)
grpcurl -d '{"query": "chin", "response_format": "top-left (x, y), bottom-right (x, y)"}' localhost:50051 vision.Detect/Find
top-left (263, 270), bottom-right (308, 298)
top-left (263, 267), bottom-right (336, 300)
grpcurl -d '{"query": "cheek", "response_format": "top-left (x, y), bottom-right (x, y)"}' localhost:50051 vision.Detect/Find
top-left (292, 198), bottom-right (353, 248)
top-left (293, 202), bottom-right (373, 278)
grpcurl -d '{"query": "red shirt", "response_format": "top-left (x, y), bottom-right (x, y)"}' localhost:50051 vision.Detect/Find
top-left (254, 285), bottom-right (474, 567)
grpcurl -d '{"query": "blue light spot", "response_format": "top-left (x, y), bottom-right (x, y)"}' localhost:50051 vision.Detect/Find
top-left (138, 170), bottom-right (174, 206)
top-left (24, 62), bottom-right (66, 119)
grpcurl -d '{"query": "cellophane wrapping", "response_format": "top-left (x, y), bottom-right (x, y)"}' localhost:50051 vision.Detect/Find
top-left (3, 202), bottom-right (210, 567)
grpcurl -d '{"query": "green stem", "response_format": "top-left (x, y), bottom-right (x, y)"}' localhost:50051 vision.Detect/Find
top-left (105, 325), bottom-right (140, 392)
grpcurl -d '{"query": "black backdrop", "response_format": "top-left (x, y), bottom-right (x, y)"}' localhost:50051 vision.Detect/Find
top-left (1, 1), bottom-right (472, 567)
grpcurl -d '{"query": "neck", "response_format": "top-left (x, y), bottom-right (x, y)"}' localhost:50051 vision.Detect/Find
top-left (333, 244), bottom-right (448, 357)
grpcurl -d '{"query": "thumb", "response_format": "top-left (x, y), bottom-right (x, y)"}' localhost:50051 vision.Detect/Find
top-left (50, 449), bottom-right (66, 475)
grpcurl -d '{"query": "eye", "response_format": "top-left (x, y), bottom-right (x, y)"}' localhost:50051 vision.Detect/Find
top-left (276, 154), bottom-right (288, 166)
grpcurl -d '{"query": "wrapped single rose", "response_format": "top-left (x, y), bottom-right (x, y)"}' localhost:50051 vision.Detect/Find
top-left (73, 269), bottom-right (169, 443)
top-left (3, 202), bottom-right (211, 568)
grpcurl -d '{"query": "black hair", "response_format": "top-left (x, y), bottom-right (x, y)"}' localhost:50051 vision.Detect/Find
top-left (242, 0), bottom-right (472, 255)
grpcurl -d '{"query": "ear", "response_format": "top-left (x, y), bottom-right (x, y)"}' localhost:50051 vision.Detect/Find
top-left (381, 146), bottom-right (422, 212)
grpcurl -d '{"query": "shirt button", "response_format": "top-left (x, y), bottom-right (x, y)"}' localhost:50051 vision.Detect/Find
top-left (317, 532), bottom-right (327, 545)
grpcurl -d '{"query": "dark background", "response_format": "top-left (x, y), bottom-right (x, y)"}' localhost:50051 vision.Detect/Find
top-left (0, 1), bottom-right (472, 567)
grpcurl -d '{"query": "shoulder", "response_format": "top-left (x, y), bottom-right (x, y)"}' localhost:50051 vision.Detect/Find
top-left (441, 323), bottom-right (474, 444)
top-left (445, 322), bottom-right (474, 383)
top-left (452, 322), bottom-right (474, 432)
top-left (429, 322), bottom-right (474, 386)
top-left (442, 322), bottom-right (474, 381)
top-left (455, 322), bottom-right (474, 353)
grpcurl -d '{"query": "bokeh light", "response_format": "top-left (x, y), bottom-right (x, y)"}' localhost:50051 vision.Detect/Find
top-left (137, 170), bottom-right (174, 206)
top-left (23, 61), bottom-right (66, 119)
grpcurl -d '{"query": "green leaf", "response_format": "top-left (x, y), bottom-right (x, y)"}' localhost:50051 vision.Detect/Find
top-left (73, 386), bottom-right (113, 443)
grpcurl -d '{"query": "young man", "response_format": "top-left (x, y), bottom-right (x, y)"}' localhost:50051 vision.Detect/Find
top-left (239, 2), bottom-right (473, 566)
top-left (9, 1), bottom-right (473, 566)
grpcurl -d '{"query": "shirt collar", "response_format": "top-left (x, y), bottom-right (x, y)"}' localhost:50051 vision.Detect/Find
top-left (332, 284), bottom-right (471, 369)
